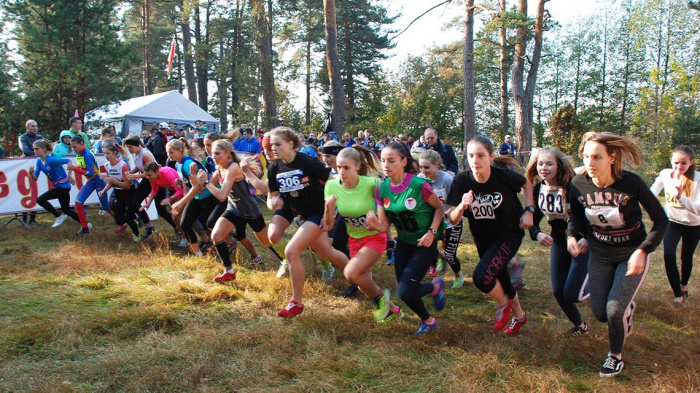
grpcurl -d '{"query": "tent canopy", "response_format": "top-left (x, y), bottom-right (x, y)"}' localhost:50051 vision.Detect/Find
top-left (85, 90), bottom-right (220, 135)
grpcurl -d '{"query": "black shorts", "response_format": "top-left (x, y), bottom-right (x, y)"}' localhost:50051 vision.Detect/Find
top-left (221, 210), bottom-right (266, 241)
top-left (273, 202), bottom-right (322, 226)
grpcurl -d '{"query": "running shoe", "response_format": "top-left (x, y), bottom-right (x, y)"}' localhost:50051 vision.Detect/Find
top-left (321, 266), bottom-right (335, 282)
top-left (115, 224), bottom-right (129, 234)
top-left (199, 241), bottom-right (214, 253)
top-left (386, 248), bottom-right (395, 265)
top-left (509, 256), bottom-right (526, 290)
top-left (599, 355), bottom-right (624, 377)
top-left (432, 277), bottom-right (446, 311)
top-left (569, 322), bottom-right (589, 336)
top-left (213, 270), bottom-right (237, 283)
top-left (493, 300), bottom-right (511, 332)
top-left (278, 299), bottom-right (304, 318)
top-left (177, 238), bottom-right (188, 248)
top-left (142, 226), bottom-right (155, 241)
top-left (379, 306), bottom-right (405, 323)
top-left (427, 265), bottom-right (437, 278)
top-left (413, 319), bottom-right (438, 335)
top-left (341, 284), bottom-right (359, 298)
top-left (75, 227), bottom-right (90, 236)
top-left (276, 260), bottom-right (290, 278)
top-left (87, 223), bottom-right (93, 230)
top-left (373, 289), bottom-right (391, 322)
top-left (251, 255), bottom-right (263, 266)
top-left (51, 214), bottom-right (68, 228)
top-left (683, 290), bottom-right (689, 300)
top-left (452, 274), bottom-right (464, 289)
top-left (625, 301), bottom-right (636, 336)
top-left (504, 314), bottom-right (528, 336)
top-left (133, 235), bottom-right (142, 243)
top-left (293, 216), bottom-right (304, 227)
top-left (436, 258), bottom-right (446, 273)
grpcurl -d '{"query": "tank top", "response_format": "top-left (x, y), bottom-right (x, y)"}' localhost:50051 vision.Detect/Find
top-left (222, 162), bottom-right (262, 219)
top-left (105, 160), bottom-right (129, 190)
top-left (133, 148), bottom-right (153, 171)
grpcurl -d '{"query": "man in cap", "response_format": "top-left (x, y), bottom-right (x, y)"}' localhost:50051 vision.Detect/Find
top-left (498, 134), bottom-right (516, 158)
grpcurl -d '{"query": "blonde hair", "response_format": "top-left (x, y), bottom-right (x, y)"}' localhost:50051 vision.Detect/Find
top-left (166, 138), bottom-right (193, 156)
top-left (211, 139), bottom-right (240, 164)
top-left (32, 139), bottom-right (54, 152)
top-left (419, 149), bottom-right (444, 170)
top-left (268, 126), bottom-right (302, 150)
top-left (102, 139), bottom-right (135, 169)
top-left (578, 132), bottom-right (641, 180)
top-left (222, 129), bottom-right (241, 143)
top-left (525, 147), bottom-right (575, 194)
top-left (337, 145), bottom-right (381, 177)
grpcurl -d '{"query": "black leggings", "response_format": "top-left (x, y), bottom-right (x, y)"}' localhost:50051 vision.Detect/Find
top-left (131, 179), bottom-right (176, 229)
top-left (206, 200), bottom-right (228, 230)
top-left (331, 214), bottom-right (350, 258)
top-left (181, 195), bottom-right (218, 244)
top-left (113, 188), bottom-right (139, 236)
top-left (473, 235), bottom-right (522, 299)
top-left (36, 187), bottom-right (79, 222)
top-left (442, 221), bottom-right (463, 273)
top-left (394, 239), bottom-right (438, 321)
top-left (663, 221), bottom-right (700, 297)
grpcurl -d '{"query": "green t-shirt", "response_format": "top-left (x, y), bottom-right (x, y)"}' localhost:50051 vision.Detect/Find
top-left (325, 175), bottom-right (380, 239)
top-left (377, 173), bottom-right (445, 245)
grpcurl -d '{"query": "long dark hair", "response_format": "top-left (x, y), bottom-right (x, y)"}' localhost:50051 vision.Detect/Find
top-left (673, 145), bottom-right (696, 198)
top-left (468, 135), bottom-right (519, 169)
top-left (382, 141), bottom-right (419, 174)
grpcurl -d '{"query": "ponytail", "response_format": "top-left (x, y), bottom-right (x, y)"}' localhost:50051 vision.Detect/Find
top-left (33, 139), bottom-right (54, 152)
top-left (338, 145), bottom-right (381, 177)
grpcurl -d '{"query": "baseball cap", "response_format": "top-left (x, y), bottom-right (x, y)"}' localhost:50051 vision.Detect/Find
top-left (262, 135), bottom-right (271, 149)
top-left (197, 126), bottom-right (208, 132)
top-left (158, 122), bottom-right (169, 129)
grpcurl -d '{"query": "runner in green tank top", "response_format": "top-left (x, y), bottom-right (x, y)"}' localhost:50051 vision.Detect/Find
top-left (366, 142), bottom-right (447, 335)
top-left (323, 145), bottom-right (403, 322)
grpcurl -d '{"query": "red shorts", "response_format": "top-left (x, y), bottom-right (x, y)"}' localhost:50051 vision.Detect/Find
top-left (348, 232), bottom-right (387, 258)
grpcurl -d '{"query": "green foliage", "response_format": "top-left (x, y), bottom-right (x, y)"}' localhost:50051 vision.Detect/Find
top-left (548, 104), bottom-right (585, 156)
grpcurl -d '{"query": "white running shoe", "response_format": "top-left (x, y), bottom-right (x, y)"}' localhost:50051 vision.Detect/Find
top-left (51, 214), bottom-right (68, 228)
top-left (87, 222), bottom-right (93, 230)
top-left (276, 260), bottom-right (290, 278)
top-left (321, 266), bottom-right (335, 282)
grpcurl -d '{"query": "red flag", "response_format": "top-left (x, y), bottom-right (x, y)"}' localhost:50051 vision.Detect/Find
top-left (166, 40), bottom-right (175, 78)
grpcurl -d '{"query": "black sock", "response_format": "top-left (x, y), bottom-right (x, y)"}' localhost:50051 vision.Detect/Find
top-left (215, 241), bottom-right (232, 268)
top-left (268, 245), bottom-right (283, 262)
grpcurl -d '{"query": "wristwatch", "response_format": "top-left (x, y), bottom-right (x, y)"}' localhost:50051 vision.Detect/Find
top-left (524, 206), bottom-right (535, 214)
top-left (429, 227), bottom-right (438, 235)
top-left (203, 179), bottom-right (210, 186)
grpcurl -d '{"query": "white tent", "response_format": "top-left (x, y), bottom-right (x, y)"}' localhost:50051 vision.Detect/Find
top-left (85, 90), bottom-right (220, 136)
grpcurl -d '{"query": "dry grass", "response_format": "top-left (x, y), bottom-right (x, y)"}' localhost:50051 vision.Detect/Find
top-left (1, 205), bottom-right (699, 392)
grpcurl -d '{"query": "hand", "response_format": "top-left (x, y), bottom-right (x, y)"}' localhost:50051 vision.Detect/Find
top-left (576, 238), bottom-right (588, 255)
top-left (537, 232), bottom-right (554, 247)
top-left (319, 220), bottom-right (331, 232)
top-left (626, 249), bottom-right (648, 276)
top-left (417, 231), bottom-right (435, 247)
top-left (670, 183), bottom-right (682, 203)
top-left (170, 202), bottom-right (183, 217)
top-left (98, 189), bottom-right (105, 198)
top-left (365, 210), bottom-right (379, 230)
top-left (567, 237), bottom-right (581, 257)
top-left (175, 178), bottom-right (184, 189)
top-left (196, 169), bottom-right (208, 183)
top-left (460, 190), bottom-right (474, 210)
top-left (141, 199), bottom-right (152, 211)
top-left (125, 172), bottom-right (138, 181)
top-left (29, 165), bottom-right (35, 174)
top-left (99, 172), bottom-right (109, 181)
top-left (66, 162), bottom-right (74, 171)
top-left (519, 211), bottom-right (533, 229)
top-left (160, 198), bottom-right (170, 206)
top-left (325, 195), bottom-right (337, 213)
top-left (190, 173), bottom-right (203, 187)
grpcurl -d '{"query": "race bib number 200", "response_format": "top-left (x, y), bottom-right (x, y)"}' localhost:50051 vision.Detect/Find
top-left (276, 170), bottom-right (308, 193)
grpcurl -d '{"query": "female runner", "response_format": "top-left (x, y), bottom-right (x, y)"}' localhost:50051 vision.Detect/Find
top-left (367, 142), bottom-right (446, 334)
top-left (446, 136), bottom-right (533, 336)
top-left (650, 146), bottom-right (700, 305)
top-left (418, 150), bottom-right (464, 288)
top-left (67, 135), bottom-right (110, 235)
top-left (266, 127), bottom-right (348, 318)
top-left (98, 142), bottom-right (141, 241)
top-left (567, 132), bottom-right (668, 377)
top-left (29, 139), bottom-right (80, 228)
top-left (525, 147), bottom-right (589, 335)
top-left (323, 145), bottom-right (402, 322)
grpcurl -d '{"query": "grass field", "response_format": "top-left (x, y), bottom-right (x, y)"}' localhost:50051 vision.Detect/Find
top-left (1, 205), bottom-right (699, 392)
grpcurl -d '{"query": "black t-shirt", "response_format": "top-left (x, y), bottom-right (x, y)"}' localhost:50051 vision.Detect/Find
top-left (447, 166), bottom-right (526, 242)
top-left (567, 170), bottom-right (669, 254)
top-left (268, 152), bottom-right (331, 219)
top-left (529, 181), bottom-right (571, 246)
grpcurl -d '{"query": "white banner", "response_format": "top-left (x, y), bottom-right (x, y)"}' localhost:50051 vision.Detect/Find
top-left (0, 155), bottom-right (157, 219)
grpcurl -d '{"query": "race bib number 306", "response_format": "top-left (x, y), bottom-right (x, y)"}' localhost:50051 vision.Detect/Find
top-left (276, 170), bottom-right (308, 193)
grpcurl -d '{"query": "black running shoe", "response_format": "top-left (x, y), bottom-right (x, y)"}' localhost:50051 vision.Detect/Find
top-left (599, 355), bottom-right (624, 377)
top-left (75, 227), bottom-right (90, 236)
top-left (341, 284), bottom-right (359, 298)
top-left (569, 322), bottom-right (588, 336)
top-left (142, 226), bottom-right (156, 241)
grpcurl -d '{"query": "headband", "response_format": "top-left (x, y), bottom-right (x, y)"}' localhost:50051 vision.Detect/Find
top-left (124, 138), bottom-right (142, 147)
top-left (321, 145), bottom-right (343, 156)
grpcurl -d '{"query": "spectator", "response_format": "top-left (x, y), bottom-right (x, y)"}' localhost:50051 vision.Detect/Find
top-left (108, 125), bottom-right (122, 145)
top-left (237, 127), bottom-right (261, 154)
top-left (412, 135), bottom-right (425, 149)
top-left (376, 135), bottom-right (387, 150)
top-left (19, 119), bottom-right (43, 157)
top-left (93, 128), bottom-right (114, 154)
top-left (141, 130), bottom-right (151, 145)
top-left (195, 126), bottom-right (208, 139)
top-left (499, 134), bottom-right (516, 158)
top-left (423, 127), bottom-right (458, 175)
top-left (65, 117), bottom-right (91, 150)
top-left (147, 122), bottom-right (168, 166)
top-left (306, 131), bottom-right (320, 148)
top-left (342, 132), bottom-right (356, 148)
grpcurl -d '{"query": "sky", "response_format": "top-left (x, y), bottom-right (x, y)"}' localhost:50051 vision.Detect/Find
top-left (380, 0), bottom-right (599, 74)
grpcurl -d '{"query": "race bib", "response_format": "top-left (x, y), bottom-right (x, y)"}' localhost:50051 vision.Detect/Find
top-left (76, 155), bottom-right (85, 169)
top-left (276, 170), bottom-right (308, 193)
top-left (344, 215), bottom-right (367, 228)
top-left (471, 193), bottom-right (502, 220)
top-left (538, 186), bottom-right (568, 220)
top-left (434, 187), bottom-right (447, 204)
top-left (585, 207), bottom-right (625, 228)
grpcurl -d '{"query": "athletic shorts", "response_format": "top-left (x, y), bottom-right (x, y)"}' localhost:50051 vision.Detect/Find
top-left (221, 210), bottom-right (266, 241)
top-left (349, 232), bottom-right (387, 258)
top-left (273, 202), bottom-right (321, 226)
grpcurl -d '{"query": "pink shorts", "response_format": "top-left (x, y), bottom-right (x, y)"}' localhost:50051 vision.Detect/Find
top-left (348, 232), bottom-right (388, 258)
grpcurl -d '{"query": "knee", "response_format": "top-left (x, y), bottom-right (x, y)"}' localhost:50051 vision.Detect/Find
top-left (344, 266), bottom-right (359, 284)
top-left (396, 282), bottom-right (415, 303)
top-left (269, 230), bottom-right (283, 245)
top-left (472, 267), bottom-right (495, 294)
top-left (284, 245), bottom-right (303, 261)
top-left (606, 301), bottom-right (625, 321)
top-left (211, 230), bottom-right (227, 244)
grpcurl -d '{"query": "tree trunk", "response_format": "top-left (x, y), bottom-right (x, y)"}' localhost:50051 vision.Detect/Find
top-left (219, 40), bottom-right (228, 132)
top-left (511, 0), bottom-right (545, 166)
top-left (324, 0), bottom-right (344, 135)
top-left (462, 0), bottom-right (476, 170)
top-left (252, 0), bottom-right (278, 129)
top-left (599, 13), bottom-right (608, 127)
top-left (573, 23), bottom-right (581, 114)
top-left (181, 3), bottom-right (197, 104)
top-left (195, 1), bottom-right (211, 110)
top-left (230, 0), bottom-right (242, 122)
top-left (305, 38), bottom-right (312, 125)
top-left (498, 0), bottom-right (508, 137)
top-left (143, 0), bottom-right (152, 96)
top-left (341, 6), bottom-right (355, 123)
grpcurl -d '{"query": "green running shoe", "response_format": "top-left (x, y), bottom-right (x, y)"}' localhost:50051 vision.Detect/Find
top-left (436, 258), bottom-right (446, 273)
top-left (373, 288), bottom-right (390, 322)
top-left (452, 274), bottom-right (464, 289)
